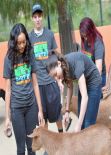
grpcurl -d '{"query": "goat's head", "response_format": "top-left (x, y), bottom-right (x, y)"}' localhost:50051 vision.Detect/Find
top-left (28, 126), bottom-right (42, 151)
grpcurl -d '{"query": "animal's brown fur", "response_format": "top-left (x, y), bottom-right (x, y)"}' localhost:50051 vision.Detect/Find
top-left (29, 124), bottom-right (111, 155)
top-left (97, 94), bottom-right (111, 129)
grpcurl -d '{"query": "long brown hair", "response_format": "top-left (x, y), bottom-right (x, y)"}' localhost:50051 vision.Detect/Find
top-left (47, 51), bottom-right (72, 87)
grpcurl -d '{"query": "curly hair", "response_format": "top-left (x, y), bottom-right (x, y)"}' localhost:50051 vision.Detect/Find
top-left (47, 51), bottom-right (72, 87)
top-left (7, 23), bottom-right (32, 71)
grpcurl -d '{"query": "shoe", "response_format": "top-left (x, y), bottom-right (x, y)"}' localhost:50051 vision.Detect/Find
top-left (65, 117), bottom-right (72, 131)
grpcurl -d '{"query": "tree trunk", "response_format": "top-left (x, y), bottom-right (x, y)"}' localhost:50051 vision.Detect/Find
top-left (56, 0), bottom-right (77, 54)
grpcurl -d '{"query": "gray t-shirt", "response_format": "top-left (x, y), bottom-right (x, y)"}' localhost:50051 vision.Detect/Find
top-left (29, 27), bottom-right (57, 85)
top-left (3, 54), bottom-right (36, 108)
top-left (65, 52), bottom-right (101, 88)
top-left (83, 37), bottom-right (106, 75)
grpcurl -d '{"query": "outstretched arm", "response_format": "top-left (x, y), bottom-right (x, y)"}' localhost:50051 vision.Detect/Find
top-left (66, 81), bottom-right (73, 111)
top-left (4, 79), bottom-right (12, 133)
top-left (74, 74), bottom-right (88, 132)
top-left (63, 81), bottom-right (73, 128)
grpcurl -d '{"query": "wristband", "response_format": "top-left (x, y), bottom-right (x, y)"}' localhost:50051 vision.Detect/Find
top-left (65, 110), bottom-right (70, 113)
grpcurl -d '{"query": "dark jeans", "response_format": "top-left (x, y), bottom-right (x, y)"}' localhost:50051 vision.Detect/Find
top-left (11, 103), bottom-right (38, 155)
top-left (101, 73), bottom-right (106, 87)
top-left (78, 84), bottom-right (101, 129)
top-left (101, 73), bottom-right (106, 98)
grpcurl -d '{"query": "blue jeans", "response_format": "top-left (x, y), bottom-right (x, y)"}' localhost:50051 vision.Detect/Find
top-left (78, 84), bottom-right (101, 129)
top-left (101, 73), bottom-right (106, 87)
top-left (11, 103), bottom-right (38, 155)
top-left (101, 73), bottom-right (106, 98)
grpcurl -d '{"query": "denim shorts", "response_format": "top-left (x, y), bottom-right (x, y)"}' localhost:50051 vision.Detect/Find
top-left (39, 82), bottom-right (62, 123)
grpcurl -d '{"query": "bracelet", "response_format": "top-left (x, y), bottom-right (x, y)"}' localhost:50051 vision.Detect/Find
top-left (65, 110), bottom-right (70, 113)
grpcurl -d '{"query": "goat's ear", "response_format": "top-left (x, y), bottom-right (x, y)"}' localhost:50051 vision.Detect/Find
top-left (27, 132), bottom-right (37, 138)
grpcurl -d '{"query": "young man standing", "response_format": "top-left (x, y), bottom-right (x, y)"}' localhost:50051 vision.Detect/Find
top-left (29, 3), bottom-right (63, 132)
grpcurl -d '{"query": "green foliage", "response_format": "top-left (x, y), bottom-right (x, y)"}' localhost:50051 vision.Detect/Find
top-left (0, 0), bottom-right (111, 41)
top-left (69, 0), bottom-right (111, 28)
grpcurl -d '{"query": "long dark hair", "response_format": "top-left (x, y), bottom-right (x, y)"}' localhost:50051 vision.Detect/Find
top-left (79, 17), bottom-right (103, 54)
top-left (7, 23), bottom-right (32, 70)
top-left (47, 51), bottom-right (72, 87)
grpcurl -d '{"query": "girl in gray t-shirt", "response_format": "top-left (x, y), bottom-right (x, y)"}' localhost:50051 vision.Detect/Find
top-left (79, 17), bottom-right (106, 89)
top-left (3, 23), bottom-right (44, 155)
top-left (46, 51), bottom-right (101, 132)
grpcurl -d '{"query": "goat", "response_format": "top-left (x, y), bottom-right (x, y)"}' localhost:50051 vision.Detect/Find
top-left (97, 94), bottom-right (111, 129)
top-left (28, 124), bottom-right (111, 155)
